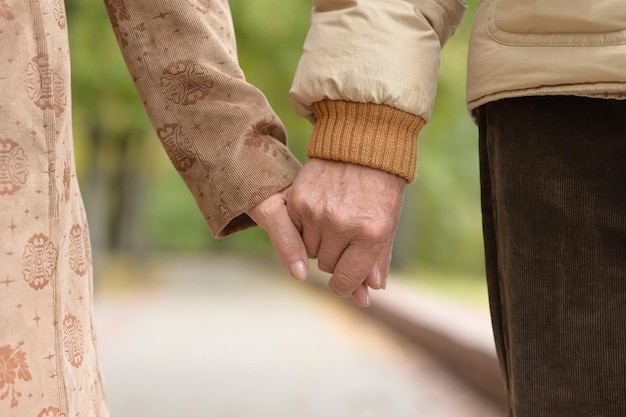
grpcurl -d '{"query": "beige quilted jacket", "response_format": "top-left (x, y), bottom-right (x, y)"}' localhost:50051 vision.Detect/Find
top-left (291, 0), bottom-right (626, 182)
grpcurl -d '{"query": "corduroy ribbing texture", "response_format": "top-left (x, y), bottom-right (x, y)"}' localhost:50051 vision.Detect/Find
top-left (479, 96), bottom-right (626, 417)
top-left (309, 100), bottom-right (424, 182)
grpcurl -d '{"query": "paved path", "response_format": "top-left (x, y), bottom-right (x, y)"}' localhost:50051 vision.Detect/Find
top-left (94, 255), bottom-right (501, 417)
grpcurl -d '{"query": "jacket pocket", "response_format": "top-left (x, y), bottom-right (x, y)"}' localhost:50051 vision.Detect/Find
top-left (486, 0), bottom-right (626, 46)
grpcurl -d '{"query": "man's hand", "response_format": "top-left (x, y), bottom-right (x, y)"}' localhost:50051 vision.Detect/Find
top-left (287, 158), bottom-right (406, 307)
top-left (247, 188), bottom-right (309, 281)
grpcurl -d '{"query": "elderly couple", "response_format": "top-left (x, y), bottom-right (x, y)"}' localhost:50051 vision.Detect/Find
top-left (1, 0), bottom-right (625, 416)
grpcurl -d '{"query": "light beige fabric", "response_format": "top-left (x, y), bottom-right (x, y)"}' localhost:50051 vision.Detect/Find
top-left (290, 0), bottom-right (467, 124)
top-left (466, 0), bottom-right (626, 110)
top-left (290, 0), bottom-right (466, 182)
top-left (0, 1), bottom-right (299, 416)
top-left (290, 0), bottom-right (626, 180)
top-left (292, 0), bottom-right (626, 120)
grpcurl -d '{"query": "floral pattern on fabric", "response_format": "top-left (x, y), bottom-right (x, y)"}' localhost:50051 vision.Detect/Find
top-left (161, 60), bottom-right (214, 105)
top-left (157, 124), bottom-right (196, 172)
top-left (0, 0), bottom-right (13, 21)
top-left (103, 0), bottom-right (131, 47)
top-left (68, 225), bottom-right (88, 277)
top-left (186, 0), bottom-right (211, 14)
top-left (37, 406), bottom-right (67, 417)
top-left (22, 234), bottom-right (57, 291)
top-left (52, 0), bottom-right (66, 29)
top-left (0, 138), bottom-right (28, 196)
top-left (245, 119), bottom-right (291, 161)
top-left (62, 315), bottom-right (85, 368)
top-left (0, 342), bottom-right (32, 409)
top-left (24, 54), bottom-right (67, 117)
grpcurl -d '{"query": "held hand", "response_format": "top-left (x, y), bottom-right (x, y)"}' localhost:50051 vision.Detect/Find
top-left (287, 159), bottom-right (406, 307)
top-left (247, 188), bottom-right (309, 281)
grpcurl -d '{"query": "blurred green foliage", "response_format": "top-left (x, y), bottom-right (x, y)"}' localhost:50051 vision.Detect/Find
top-left (67, 0), bottom-right (483, 276)
top-left (399, 1), bottom-right (484, 275)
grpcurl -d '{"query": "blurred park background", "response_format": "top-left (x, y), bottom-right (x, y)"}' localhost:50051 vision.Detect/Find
top-left (66, 0), bottom-right (486, 303)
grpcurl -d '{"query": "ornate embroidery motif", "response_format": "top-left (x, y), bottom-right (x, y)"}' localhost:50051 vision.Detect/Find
top-left (68, 225), bottom-right (87, 277)
top-left (52, 0), bottom-right (66, 29)
top-left (22, 234), bottom-right (57, 290)
top-left (0, 343), bottom-right (32, 408)
top-left (156, 124), bottom-right (196, 172)
top-left (133, 22), bottom-right (146, 33)
top-left (37, 406), bottom-right (67, 417)
top-left (161, 60), bottom-right (214, 105)
top-left (186, 0), bottom-right (211, 14)
top-left (0, 0), bottom-right (13, 21)
top-left (244, 119), bottom-right (291, 160)
top-left (24, 54), bottom-right (67, 117)
top-left (0, 138), bottom-right (28, 196)
top-left (103, 0), bottom-right (131, 47)
top-left (62, 315), bottom-right (84, 368)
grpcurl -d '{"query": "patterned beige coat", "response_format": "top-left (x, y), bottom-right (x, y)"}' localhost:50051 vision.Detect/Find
top-left (0, 1), bottom-right (300, 416)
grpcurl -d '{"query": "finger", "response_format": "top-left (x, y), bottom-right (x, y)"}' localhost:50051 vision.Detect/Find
top-left (372, 242), bottom-right (393, 290)
top-left (328, 242), bottom-right (381, 298)
top-left (301, 226), bottom-right (322, 260)
top-left (286, 196), bottom-right (321, 260)
top-left (249, 195), bottom-right (309, 281)
top-left (266, 215), bottom-right (309, 281)
top-left (316, 233), bottom-right (348, 274)
top-left (265, 210), bottom-right (309, 281)
top-left (351, 283), bottom-right (370, 307)
top-left (365, 265), bottom-right (382, 290)
top-left (367, 240), bottom-right (392, 290)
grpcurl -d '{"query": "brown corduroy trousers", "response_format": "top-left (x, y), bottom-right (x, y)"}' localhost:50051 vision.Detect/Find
top-left (478, 96), bottom-right (626, 417)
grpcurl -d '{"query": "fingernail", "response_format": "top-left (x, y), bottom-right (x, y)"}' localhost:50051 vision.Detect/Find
top-left (374, 268), bottom-right (382, 289)
top-left (352, 285), bottom-right (370, 307)
top-left (289, 260), bottom-right (307, 281)
top-left (381, 275), bottom-right (387, 290)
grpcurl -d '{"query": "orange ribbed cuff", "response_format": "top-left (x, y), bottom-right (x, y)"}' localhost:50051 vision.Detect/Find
top-left (309, 99), bottom-right (424, 183)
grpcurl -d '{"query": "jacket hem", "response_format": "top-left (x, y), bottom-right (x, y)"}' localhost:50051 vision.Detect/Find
top-left (467, 83), bottom-right (626, 114)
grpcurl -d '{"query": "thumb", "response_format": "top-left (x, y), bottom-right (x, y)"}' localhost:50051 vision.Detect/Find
top-left (247, 190), bottom-right (309, 281)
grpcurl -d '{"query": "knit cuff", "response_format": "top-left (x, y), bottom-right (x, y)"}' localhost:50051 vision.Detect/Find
top-left (309, 100), bottom-right (424, 182)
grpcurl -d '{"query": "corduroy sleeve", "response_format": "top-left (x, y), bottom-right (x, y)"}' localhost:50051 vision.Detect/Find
top-left (103, 0), bottom-right (301, 237)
